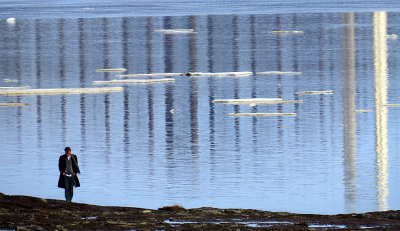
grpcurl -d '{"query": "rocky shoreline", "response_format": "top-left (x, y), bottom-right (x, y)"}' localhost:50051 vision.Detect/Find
top-left (1, 193), bottom-right (399, 230)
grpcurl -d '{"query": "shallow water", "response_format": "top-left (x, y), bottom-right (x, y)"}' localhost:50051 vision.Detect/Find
top-left (1, 2), bottom-right (400, 215)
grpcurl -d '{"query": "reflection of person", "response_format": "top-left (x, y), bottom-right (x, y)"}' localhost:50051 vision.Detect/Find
top-left (58, 147), bottom-right (80, 202)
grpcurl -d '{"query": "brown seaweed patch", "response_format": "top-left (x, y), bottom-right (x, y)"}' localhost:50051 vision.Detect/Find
top-left (158, 205), bottom-right (186, 211)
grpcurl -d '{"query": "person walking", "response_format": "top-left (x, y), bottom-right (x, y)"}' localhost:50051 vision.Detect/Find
top-left (58, 147), bottom-right (80, 202)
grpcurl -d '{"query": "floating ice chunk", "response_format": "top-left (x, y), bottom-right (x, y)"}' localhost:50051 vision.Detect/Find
top-left (155, 29), bottom-right (196, 34)
top-left (268, 31), bottom-right (303, 34)
top-left (229, 113), bottom-right (296, 116)
top-left (213, 98), bottom-right (302, 105)
top-left (96, 68), bottom-right (127, 72)
top-left (185, 71), bottom-right (253, 77)
top-left (0, 87), bottom-right (123, 95)
top-left (273, 100), bottom-right (303, 104)
top-left (170, 109), bottom-right (180, 114)
top-left (0, 86), bottom-right (30, 90)
top-left (257, 71), bottom-right (301, 75)
top-left (6, 18), bottom-right (16, 24)
top-left (117, 73), bottom-right (182, 77)
top-left (296, 90), bottom-right (333, 95)
top-left (355, 109), bottom-right (373, 113)
top-left (213, 98), bottom-right (283, 105)
top-left (93, 79), bottom-right (175, 84)
top-left (3, 79), bottom-right (19, 82)
top-left (0, 102), bottom-right (28, 107)
top-left (119, 71), bottom-right (253, 77)
top-left (386, 34), bottom-right (397, 40)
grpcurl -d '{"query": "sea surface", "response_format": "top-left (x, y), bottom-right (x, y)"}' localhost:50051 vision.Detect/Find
top-left (0, 1), bottom-right (400, 215)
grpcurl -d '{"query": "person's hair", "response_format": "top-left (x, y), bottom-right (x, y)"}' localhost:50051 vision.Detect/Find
top-left (64, 147), bottom-right (71, 154)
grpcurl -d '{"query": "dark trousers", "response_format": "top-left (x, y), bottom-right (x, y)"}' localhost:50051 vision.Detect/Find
top-left (64, 175), bottom-right (75, 202)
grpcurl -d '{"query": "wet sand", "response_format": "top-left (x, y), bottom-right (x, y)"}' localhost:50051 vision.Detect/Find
top-left (1, 192), bottom-right (399, 230)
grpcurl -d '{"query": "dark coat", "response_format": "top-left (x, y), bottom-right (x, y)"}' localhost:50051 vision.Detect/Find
top-left (58, 154), bottom-right (80, 188)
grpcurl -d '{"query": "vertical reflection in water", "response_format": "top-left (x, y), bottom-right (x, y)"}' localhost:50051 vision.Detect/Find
top-left (189, 16), bottom-right (199, 156)
top-left (58, 19), bottom-right (67, 145)
top-left (122, 17), bottom-right (129, 71)
top-left (291, 14), bottom-right (300, 75)
top-left (232, 16), bottom-right (239, 71)
top-left (373, 11), bottom-right (389, 211)
top-left (232, 15), bottom-right (242, 176)
top-left (250, 15), bottom-right (258, 150)
top-left (207, 15), bottom-right (217, 185)
top-left (232, 15), bottom-right (239, 141)
top-left (327, 13), bottom-right (337, 152)
top-left (341, 13), bottom-right (357, 213)
top-left (122, 17), bottom-right (130, 153)
top-left (274, 15), bottom-right (284, 146)
top-left (35, 19), bottom-right (43, 149)
top-left (163, 17), bottom-right (173, 73)
top-left (146, 17), bottom-right (155, 180)
top-left (317, 14), bottom-right (327, 149)
top-left (146, 17), bottom-right (153, 74)
top-left (292, 14), bottom-right (301, 143)
top-left (274, 14), bottom-right (283, 99)
top-left (121, 17), bottom-right (131, 186)
top-left (78, 18), bottom-right (87, 153)
top-left (58, 18), bottom-right (65, 86)
top-left (189, 16), bottom-right (197, 73)
top-left (250, 15), bottom-right (257, 99)
top-left (207, 16), bottom-right (214, 73)
top-left (102, 18), bottom-right (111, 159)
top-left (163, 17), bottom-right (175, 183)
top-left (1, 20), bottom-right (13, 79)
top-left (15, 21), bottom-right (23, 155)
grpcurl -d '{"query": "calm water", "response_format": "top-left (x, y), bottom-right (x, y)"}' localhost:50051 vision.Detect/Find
top-left (1, 1), bottom-right (400, 215)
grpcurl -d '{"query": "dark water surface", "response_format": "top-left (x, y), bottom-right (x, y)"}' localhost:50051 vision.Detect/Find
top-left (1, 1), bottom-right (400, 215)
top-left (1, 0), bottom-right (400, 18)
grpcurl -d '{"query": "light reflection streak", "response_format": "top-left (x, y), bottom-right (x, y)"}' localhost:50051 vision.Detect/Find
top-left (341, 12), bottom-right (357, 213)
top-left (373, 11), bottom-right (389, 211)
